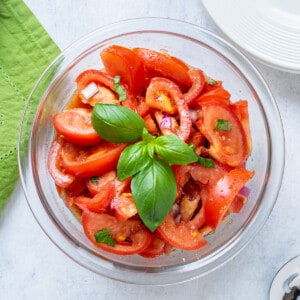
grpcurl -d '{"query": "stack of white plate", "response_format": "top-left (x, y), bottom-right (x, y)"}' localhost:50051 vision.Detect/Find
top-left (202, 0), bottom-right (300, 73)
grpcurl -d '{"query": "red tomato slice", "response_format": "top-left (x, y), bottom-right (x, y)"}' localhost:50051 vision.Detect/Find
top-left (228, 193), bottom-right (247, 214)
top-left (52, 108), bottom-right (103, 146)
top-left (139, 234), bottom-right (166, 258)
top-left (230, 100), bottom-right (252, 154)
top-left (204, 168), bottom-right (254, 229)
top-left (111, 192), bottom-right (137, 221)
top-left (157, 211), bottom-right (207, 251)
top-left (184, 69), bottom-right (205, 106)
top-left (82, 211), bottom-right (152, 255)
top-left (197, 102), bottom-right (248, 167)
top-left (201, 80), bottom-right (226, 94)
top-left (133, 47), bottom-right (192, 87)
top-left (74, 186), bottom-right (114, 214)
top-left (109, 178), bottom-right (137, 221)
top-left (198, 83), bottom-right (231, 106)
top-left (61, 142), bottom-right (127, 178)
top-left (86, 170), bottom-right (116, 196)
top-left (190, 161), bottom-right (231, 186)
top-left (76, 69), bottom-right (116, 102)
top-left (74, 171), bottom-right (117, 213)
top-left (100, 45), bottom-right (145, 95)
top-left (143, 113), bottom-right (159, 135)
top-left (146, 77), bottom-right (191, 141)
top-left (48, 138), bottom-right (75, 188)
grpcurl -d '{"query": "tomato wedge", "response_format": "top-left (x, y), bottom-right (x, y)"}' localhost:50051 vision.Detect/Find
top-left (146, 77), bottom-right (191, 141)
top-left (48, 138), bottom-right (75, 188)
top-left (133, 47), bottom-right (192, 87)
top-left (204, 168), bottom-right (254, 229)
top-left (157, 211), bottom-right (207, 251)
top-left (197, 102), bottom-right (248, 167)
top-left (82, 211), bottom-right (152, 255)
top-left (101, 45), bottom-right (145, 95)
top-left (52, 108), bottom-right (103, 146)
top-left (61, 142), bottom-right (127, 178)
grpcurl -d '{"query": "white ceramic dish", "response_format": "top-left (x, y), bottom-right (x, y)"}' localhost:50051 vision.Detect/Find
top-left (202, 0), bottom-right (300, 73)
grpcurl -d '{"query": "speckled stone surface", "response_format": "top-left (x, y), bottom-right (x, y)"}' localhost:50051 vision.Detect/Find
top-left (1, 1), bottom-right (300, 299)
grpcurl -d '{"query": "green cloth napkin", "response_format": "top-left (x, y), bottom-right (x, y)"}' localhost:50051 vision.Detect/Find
top-left (0, 0), bottom-right (60, 214)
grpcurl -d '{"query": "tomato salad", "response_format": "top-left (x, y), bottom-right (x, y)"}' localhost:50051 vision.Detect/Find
top-left (48, 45), bottom-right (254, 257)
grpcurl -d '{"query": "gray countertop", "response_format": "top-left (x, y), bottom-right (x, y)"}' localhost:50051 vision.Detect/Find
top-left (1, 0), bottom-right (300, 299)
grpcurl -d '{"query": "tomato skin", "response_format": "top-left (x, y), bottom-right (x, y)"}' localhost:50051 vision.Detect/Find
top-left (139, 234), bottom-right (166, 258)
top-left (82, 211), bottom-right (152, 255)
top-left (111, 192), bottom-right (137, 221)
top-left (190, 161), bottom-right (231, 186)
top-left (61, 142), bottom-right (127, 178)
top-left (86, 170), bottom-right (116, 196)
top-left (146, 77), bottom-right (192, 141)
top-left (52, 108), bottom-right (103, 146)
top-left (197, 82), bottom-right (231, 106)
top-left (74, 185), bottom-right (114, 214)
top-left (157, 211), bottom-right (207, 251)
top-left (133, 47), bottom-right (192, 87)
top-left (76, 69), bottom-right (114, 91)
top-left (197, 102), bottom-right (248, 167)
top-left (184, 69), bottom-right (205, 106)
top-left (204, 168), bottom-right (254, 229)
top-left (74, 171), bottom-right (117, 213)
top-left (48, 138), bottom-right (75, 188)
top-left (101, 45), bottom-right (145, 95)
top-left (230, 100), bottom-right (252, 154)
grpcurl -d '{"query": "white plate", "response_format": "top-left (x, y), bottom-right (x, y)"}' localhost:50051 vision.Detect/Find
top-left (202, 0), bottom-right (300, 73)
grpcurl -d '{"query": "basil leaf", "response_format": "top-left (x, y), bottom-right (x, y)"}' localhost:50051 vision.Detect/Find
top-left (215, 119), bottom-right (232, 131)
top-left (131, 157), bottom-right (176, 232)
top-left (154, 134), bottom-right (198, 165)
top-left (198, 156), bottom-right (215, 168)
top-left (142, 127), bottom-right (155, 143)
top-left (94, 228), bottom-right (116, 247)
top-left (117, 141), bottom-right (152, 181)
top-left (90, 176), bottom-right (99, 183)
top-left (113, 76), bottom-right (127, 102)
top-left (92, 104), bottom-right (146, 143)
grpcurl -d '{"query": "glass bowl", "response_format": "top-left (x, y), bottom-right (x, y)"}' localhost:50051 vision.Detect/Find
top-left (18, 18), bottom-right (285, 285)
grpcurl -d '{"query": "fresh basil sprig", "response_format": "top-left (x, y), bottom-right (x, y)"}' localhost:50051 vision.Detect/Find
top-left (92, 103), bottom-right (198, 231)
top-left (92, 103), bottom-right (145, 143)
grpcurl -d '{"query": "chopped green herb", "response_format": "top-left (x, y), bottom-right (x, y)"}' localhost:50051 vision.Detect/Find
top-left (198, 156), bottom-right (215, 168)
top-left (94, 228), bottom-right (116, 247)
top-left (90, 176), bottom-right (99, 183)
top-left (113, 76), bottom-right (127, 101)
top-left (215, 119), bottom-right (232, 131)
top-left (207, 79), bottom-right (218, 85)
